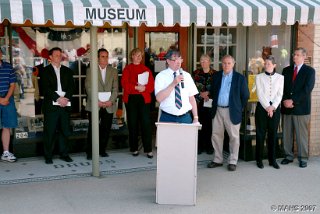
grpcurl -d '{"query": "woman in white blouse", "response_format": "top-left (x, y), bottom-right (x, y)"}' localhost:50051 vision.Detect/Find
top-left (255, 55), bottom-right (284, 169)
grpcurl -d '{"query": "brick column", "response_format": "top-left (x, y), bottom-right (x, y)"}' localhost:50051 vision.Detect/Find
top-left (298, 24), bottom-right (320, 156)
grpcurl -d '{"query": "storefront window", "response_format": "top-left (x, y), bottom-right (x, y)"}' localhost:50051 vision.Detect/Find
top-left (248, 23), bottom-right (291, 75)
top-left (194, 26), bottom-right (237, 71)
top-left (0, 26), bottom-right (127, 141)
top-left (145, 32), bottom-right (178, 73)
top-left (247, 23), bottom-right (291, 103)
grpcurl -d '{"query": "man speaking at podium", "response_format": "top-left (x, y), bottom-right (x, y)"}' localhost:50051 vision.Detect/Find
top-left (155, 49), bottom-right (199, 124)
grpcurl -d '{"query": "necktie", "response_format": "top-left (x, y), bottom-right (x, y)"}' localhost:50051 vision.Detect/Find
top-left (54, 67), bottom-right (62, 93)
top-left (173, 72), bottom-right (182, 109)
top-left (292, 66), bottom-right (298, 82)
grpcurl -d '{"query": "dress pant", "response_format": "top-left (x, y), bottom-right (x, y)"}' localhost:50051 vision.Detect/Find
top-left (159, 111), bottom-right (192, 123)
top-left (282, 114), bottom-right (310, 162)
top-left (255, 102), bottom-right (280, 163)
top-left (198, 104), bottom-right (213, 152)
top-left (43, 109), bottom-right (71, 159)
top-left (211, 107), bottom-right (240, 165)
top-left (125, 94), bottom-right (152, 153)
top-left (86, 109), bottom-right (113, 156)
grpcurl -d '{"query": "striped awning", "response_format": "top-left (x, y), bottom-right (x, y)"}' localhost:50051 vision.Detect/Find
top-left (1, 0), bottom-right (320, 27)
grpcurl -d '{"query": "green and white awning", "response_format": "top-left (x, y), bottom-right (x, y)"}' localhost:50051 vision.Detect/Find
top-left (1, 0), bottom-right (320, 27)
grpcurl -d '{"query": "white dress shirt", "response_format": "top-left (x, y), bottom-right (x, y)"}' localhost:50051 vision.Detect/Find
top-left (255, 72), bottom-right (284, 110)
top-left (99, 65), bottom-right (106, 83)
top-left (155, 67), bottom-right (198, 115)
top-left (53, 64), bottom-right (62, 93)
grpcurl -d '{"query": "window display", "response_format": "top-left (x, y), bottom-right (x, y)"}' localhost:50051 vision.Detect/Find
top-left (0, 26), bottom-right (127, 146)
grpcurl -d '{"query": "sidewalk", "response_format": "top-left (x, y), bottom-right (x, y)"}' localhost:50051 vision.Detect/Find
top-left (1, 152), bottom-right (319, 214)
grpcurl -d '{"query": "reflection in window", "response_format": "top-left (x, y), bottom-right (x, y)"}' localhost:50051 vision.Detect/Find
top-left (195, 26), bottom-right (237, 71)
top-left (145, 32), bottom-right (178, 73)
top-left (0, 26), bottom-right (127, 138)
top-left (248, 23), bottom-right (291, 74)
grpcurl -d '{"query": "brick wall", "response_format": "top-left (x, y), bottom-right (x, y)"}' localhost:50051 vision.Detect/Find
top-left (298, 24), bottom-right (320, 156)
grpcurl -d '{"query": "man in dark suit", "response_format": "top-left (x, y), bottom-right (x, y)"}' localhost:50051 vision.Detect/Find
top-left (41, 47), bottom-right (75, 164)
top-left (207, 55), bottom-right (249, 171)
top-left (281, 47), bottom-right (315, 168)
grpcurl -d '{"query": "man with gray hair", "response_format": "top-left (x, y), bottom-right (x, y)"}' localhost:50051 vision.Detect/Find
top-left (207, 55), bottom-right (249, 171)
top-left (281, 47), bottom-right (315, 168)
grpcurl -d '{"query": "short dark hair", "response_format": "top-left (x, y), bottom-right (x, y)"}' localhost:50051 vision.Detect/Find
top-left (265, 55), bottom-right (276, 64)
top-left (165, 49), bottom-right (181, 60)
top-left (49, 47), bottom-right (62, 56)
top-left (98, 48), bottom-right (109, 57)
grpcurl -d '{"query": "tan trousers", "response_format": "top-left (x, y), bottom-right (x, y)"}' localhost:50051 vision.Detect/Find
top-left (211, 107), bottom-right (240, 165)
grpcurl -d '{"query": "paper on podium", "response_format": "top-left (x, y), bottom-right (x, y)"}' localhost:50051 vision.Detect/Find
top-left (53, 90), bottom-right (71, 106)
top-left (138, 71), bottom-right (149, 85)
top-left (203, 99), bottom-right (213, 108)
top-left (98, 92), bottom-right (111, 102)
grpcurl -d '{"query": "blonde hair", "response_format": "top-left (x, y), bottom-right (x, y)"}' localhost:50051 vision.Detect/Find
top-left (200, 54), bottom-right (211, 62)
top-left (130, 48), bottom-right (143, 62)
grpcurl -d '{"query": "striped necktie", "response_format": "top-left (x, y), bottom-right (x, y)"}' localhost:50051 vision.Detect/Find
top-left (173, 72), bottom-right (182, 109)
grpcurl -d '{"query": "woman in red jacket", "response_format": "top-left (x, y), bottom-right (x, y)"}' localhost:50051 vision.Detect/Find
top-left (121, 48), bottom-right (155, 158)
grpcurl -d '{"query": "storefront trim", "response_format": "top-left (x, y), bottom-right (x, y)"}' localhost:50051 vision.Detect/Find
top-left (2, 0), bottom-right (320, 27)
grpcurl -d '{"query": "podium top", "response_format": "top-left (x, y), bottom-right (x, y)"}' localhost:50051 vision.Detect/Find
top-left (155, 122), bottom-right (202, 129)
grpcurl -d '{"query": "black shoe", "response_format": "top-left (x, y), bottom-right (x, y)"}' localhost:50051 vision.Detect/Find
top-left (147, 152), bottom-right (153, 159)
top-left (206, 149), bottom-right (214, 155)
top-left (198, 149), bottom-right (203, 155)
top-left (299, 161), bottom-right (307, 168)
top-left (132, 151), bottom-right (139, 156)
top-left (270, 161), bottom-right (280, 169)
top-left (86, 155), bottom-right (92, 160)
top-left (228, 164), bottom-right (237, 171)
top-left (281, 158), bottom-right (293, 165)
top-left (60, 156), bottom-right (73, 162)
top-left (45, 158), bottom-right (53, 164)
top-left (256, 161), bottom-right (264, 169)
top-left (100, 152), bottom-right (109, 157)
top-left (207, 161), bottom-right (223, 168)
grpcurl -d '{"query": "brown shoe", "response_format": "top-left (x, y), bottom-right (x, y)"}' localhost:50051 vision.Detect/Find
top-left (228, 164), bottom-right (237, 171)
top-left (207, 161), bottom-right (223, 168)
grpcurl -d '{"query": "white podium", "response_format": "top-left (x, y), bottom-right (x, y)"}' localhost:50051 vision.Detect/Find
top-left (155, 122), bottom-right (201, 205)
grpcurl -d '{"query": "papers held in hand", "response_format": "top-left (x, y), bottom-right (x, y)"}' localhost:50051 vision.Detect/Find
top-left (53, 91), bottom-right (71, 106)
top-left (98, 92), bottom-right (111, 102)
top-left (138, 71), bottom-right (149, 85)
top-left (203, 99), bottom-right (213, 108)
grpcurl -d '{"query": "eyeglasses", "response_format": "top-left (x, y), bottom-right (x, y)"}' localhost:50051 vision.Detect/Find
top-left (168, 57), bottom-right (183, 62)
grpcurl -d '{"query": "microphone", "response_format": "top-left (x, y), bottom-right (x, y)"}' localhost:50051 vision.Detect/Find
top-left (179, 69), bottom-right (184, 88)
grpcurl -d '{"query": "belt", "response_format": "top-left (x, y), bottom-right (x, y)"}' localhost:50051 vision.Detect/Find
top-left (161, 110), bottom-right (190, 118)
top-left (218, 106), bottom-right (229, 108)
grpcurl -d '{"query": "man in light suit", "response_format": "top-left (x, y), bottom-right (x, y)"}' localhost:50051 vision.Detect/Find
top-left (281, 47), bottom-right (315, 168)
top-left (42, 47), bottom-right (75, 164)
top-left (207, 55), bottom-right (249, 171)
top-left (85, 48), bottom-right (118, 160)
